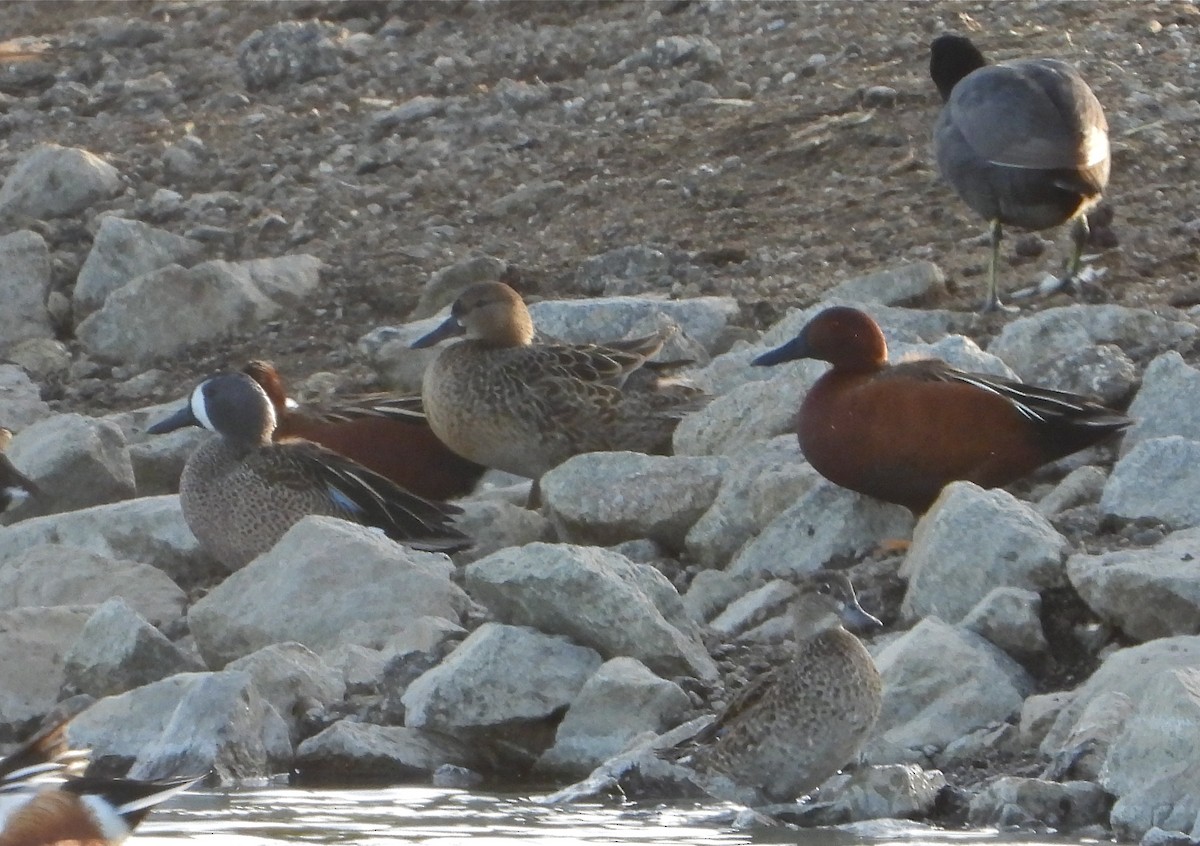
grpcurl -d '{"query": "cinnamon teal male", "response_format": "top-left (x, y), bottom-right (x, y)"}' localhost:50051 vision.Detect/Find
top-left (0, 719), bottom-right (203, 846)
top-left (242, 360), bottom-right (486, 501)
top-left (411, 281), bottom-right (704, 481)
top-left (667, 571), bottom-right (882, 806)
top-left (752, 306), bottom-right (1132, 513)
top-left (0, 428), bottom-right (39, 514)
top-left (148, 371), bottom-right (470, 570)
top-left (931, 33), bottom-right (1110, 312)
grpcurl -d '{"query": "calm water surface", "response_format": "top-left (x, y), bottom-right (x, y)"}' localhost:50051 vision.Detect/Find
top-left (135, 786), bottom-right (1096, 846)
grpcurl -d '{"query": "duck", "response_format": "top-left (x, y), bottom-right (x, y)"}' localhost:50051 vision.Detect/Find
top-left (0, 718), bottom-right (204, 846)
top-left (752, 306), bottom-right (1132, 514)
top-left (930, 33), bottom-right (1110, 312)
top-left (147, 371), bottom-right (470, 570)
top-left (241, 360), bottom-right (486, 501)
top-left (667, 571), bottom-right (882, 806)
top-left (411, 281), bottom-right (704, 481)
top-left (0, 428), bottom-right (39, 514)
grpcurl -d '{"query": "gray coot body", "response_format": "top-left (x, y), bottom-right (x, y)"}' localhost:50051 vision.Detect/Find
top-left (930, 34), bottom-right (1110, 312)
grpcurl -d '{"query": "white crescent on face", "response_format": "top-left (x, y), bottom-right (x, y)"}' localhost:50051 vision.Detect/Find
top-left (190, 383), bottom-right (215, 432)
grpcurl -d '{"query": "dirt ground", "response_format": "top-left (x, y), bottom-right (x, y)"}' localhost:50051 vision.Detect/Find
top-left (2, 0), bottom-right (1198, 412)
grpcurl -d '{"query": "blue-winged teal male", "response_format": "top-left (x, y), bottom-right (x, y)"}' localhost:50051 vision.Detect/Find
top-left (930, 34), bottom-right (1110, 312)
top-left (669, 571), bottom-right (883, 806)
top-left (242, 360), bottom-right (486, 501)
top-left (411, 281), bottom-right (704, 481)
top-left (148, 372), bottom-right (469, 570)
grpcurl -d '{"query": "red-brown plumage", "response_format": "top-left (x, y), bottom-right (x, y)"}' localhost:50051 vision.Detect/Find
top-left (753, 307), bottom-right (1132, 514)
top-left (243, 361), bottom-right (485, 501)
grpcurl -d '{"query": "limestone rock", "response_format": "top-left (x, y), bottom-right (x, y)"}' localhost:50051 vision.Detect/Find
top-left (4, 414), bottom-right (135, 520)
top-left (74, 216), bottom-right (204, 317)
top-left (536, 658), bottom-right (690, 778)
top-left (0, 606), bottom-right (92, 729)
top-left (464, 542), bottom-right (717, 682)
top-left (0, 144), bottom-right (122, 219)
top-left (61, 598), bottom-right (201, 698)
top-left (902, 484), bottom-right (1068, 623)
top-left (294, 721), bottom-right (479, 782)
top-left (1067, 528), bottom-right (1200, 642)
top-left (0, 231), bottom-right (53, 351)
top-left (968, 777), bottom-right (1111, 831)
top-left (0, 365), bottom-right (53, 429)
top-left (1100, 437), bottom-right (1200, 529)
top-left (189, 517), bottom-right (467, 667)
top-left (0, 543), bottom-right (185, 625)
top-left (541, 452), bottom-right (727, 550)
top-left (226, 643), bottom-right (345, 742)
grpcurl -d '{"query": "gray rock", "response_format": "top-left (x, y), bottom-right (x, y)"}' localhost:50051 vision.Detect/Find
top-left (77, 255), bottom-right (322, 365)
top-left (402, 623), bottom-right (602, 749)
top-left (672, 358), bottom-right (823, 456)
top-left (1105, 668), bottom-right (1200, 841)
top-left (0, 495), bottom-right (213, 589)
top-left (823, 262), bottom-right (945, 305)
top-left (6, 339), bottom-right (71, 382)
top-left (321, 643), bottom-right (386, 696)
top-left (412, 253), bottom-right (507, 319)
top-left (0, 543), bottom-right (185, 625)
top-left (0, 365), bottom-right (53, 428)
top-left (901, 484), bottom-right (1068, 623)
top-left (542, 452), bottom-right (727, 550)
top-left (536, 657), bottom-right (690, 778)
top-left (62, 598), bottom-right (200, 698)
top-left (960, 587), bottom-right (1048, 659)
top-left (1100, 437), bottom-right (1200, 528)
top-left (616, 35), bottom-right (723, 73)
top-left (796, 764), bottom-right (947, 825)
top-left (988, 305), bottom-right (1197, 387)
top-left (71, 670), bottom-right (292, 783)
top-left (74, 216), bottom-right (204, 318)
top-left (1043, 691), bottom-right (1133, 782)
top-left (680, 569), bottom-right (754, 625)
top-left (0, 144), bottom-right (122, 219)
top-left (0, 231), bottom-right (52, 351)
top-left (1019, 691), bottom-right (1074, 750)
top-left (866, 617), bottom-right (1034, 764)
top-left (1067, 528), bottom-right (1200, 642)
top-left (486, 180), bottom-right (567, 220)
top-left (685, 436), bottom-right (819, 568)
top-left (464, 542), bottom-right (717, 682)
top-left (1036, 465), bottom-right (1109, 516)
top-left (189, 517), bottom-right (468, 668)
top-left (968, 777), bottom-right (1111, 831)
top-left (1122, 352), bottom-right (1200, 455)
top-left (126, 427), bottom-right (208, 496)
top-left (359, 319), bottom-right (446, 394)
top-left (730, 481), bottom-right (913, 579)
top-left (573, 245), bottom-right (672, 297)
top-left (938, 723), bottom-right (1021, 767)
top-left (368, 96), bottom-right (452, 136)
top-left (492, 77), bottom-right (553, 114)
top-left (238, 21), bottom-right (344, 91)
top-left (708, 580), bottom-right (796, 639)
top-left (226, 643), bottom-right (345, 743)
top-left (1041, 636), bottom-right (1200, 755)
top-left (4, 414), bottom-right (135, 519)
top-left (1141, 827), bottom-right (1199, 846)
top-left (526, 295), bottom-right (738, 355)
top-left (1033, 343), bottom-right (1138, 407)
top-left (0, 606), bottom-right (92, 728)
top-left (294, 721), bottom-right (479, 782)
top-left (451, 498), bottom-right (551, 565)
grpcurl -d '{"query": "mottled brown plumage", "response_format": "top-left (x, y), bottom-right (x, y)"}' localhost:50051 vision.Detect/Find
top-left (669, 572), bottom-right (882, 806)
top-left (147, 372), bottom-right (469, 571)
top-left (412, 281), bottom-right (705, 479)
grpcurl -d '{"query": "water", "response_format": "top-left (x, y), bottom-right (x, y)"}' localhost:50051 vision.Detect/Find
top-left (136, 786), bottom-right (1093, 846)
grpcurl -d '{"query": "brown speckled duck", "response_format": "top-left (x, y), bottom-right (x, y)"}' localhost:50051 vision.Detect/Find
top-left (669, 571), bottom-right (883, 806)
top-left (147, 372), bottom-right (469, 570)
top-left (411, 281), bottom-right (704, 481)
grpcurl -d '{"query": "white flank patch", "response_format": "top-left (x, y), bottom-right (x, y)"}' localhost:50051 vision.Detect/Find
top-left (80, 794), bottom-right (135, 842)
top-left (1082, 125), bottom-right (1109, 167)
top-left (2, 486), bottom-right (30, 506)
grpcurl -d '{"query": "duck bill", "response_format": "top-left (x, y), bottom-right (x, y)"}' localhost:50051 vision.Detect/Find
top-left (146, 404), bottom-right (199, 435)
top-left (411, 315), bottom-right (466, 349)
top-left (839, 599), bottom-right (883, 633)
top-left (751, 335), bottom-right (812, 367)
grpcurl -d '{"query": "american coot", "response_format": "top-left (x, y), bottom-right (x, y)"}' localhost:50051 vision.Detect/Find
top-left (930, 34), bottom-right (1111, 313)
top-left (752, 306), bottom-right (1132, 514)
